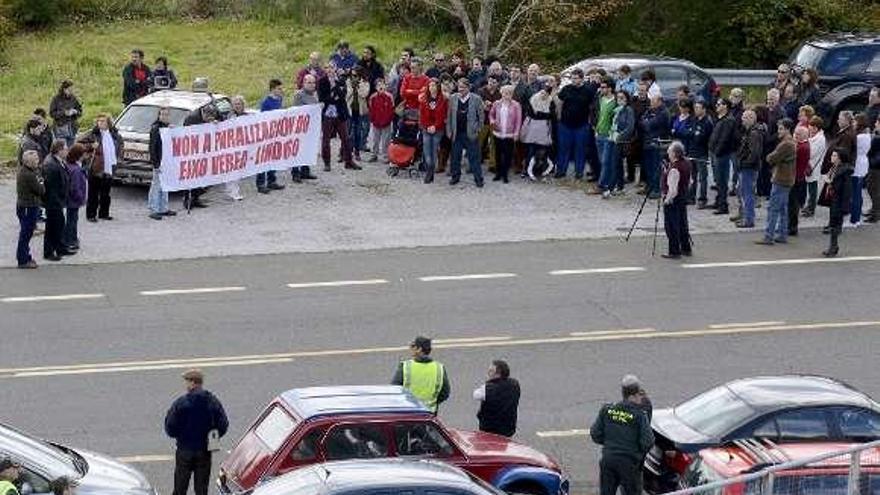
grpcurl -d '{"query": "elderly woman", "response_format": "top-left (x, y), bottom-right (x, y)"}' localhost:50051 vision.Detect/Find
top-left (661, 141), bottom-right (692, 259)
top-left (16, 150), bottom-right (45, 268)
top-left (225, 95), bottom-right (247, 201)
top-left (488, 85), bottom-right (522, 183)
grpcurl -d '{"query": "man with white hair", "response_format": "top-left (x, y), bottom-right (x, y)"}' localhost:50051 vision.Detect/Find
top-left (661, 141), bottom-right (693, 258)
top-left (591, 375), bottom-right (654, 495)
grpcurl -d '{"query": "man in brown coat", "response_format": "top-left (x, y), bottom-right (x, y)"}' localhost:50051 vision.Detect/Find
top-left (757, 118), bottom-right (796, 245)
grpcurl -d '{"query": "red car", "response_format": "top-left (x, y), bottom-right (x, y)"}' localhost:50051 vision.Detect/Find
top-left (218, 386), bottom-right (567, 495)
top-left (681, 440), bottom-right (880, 494)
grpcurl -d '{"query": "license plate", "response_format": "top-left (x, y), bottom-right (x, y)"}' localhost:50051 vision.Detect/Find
top-left (124, 150), bottom-right (150, 162)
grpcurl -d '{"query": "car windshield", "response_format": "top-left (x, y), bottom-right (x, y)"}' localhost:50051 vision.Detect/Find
top-left (791, 43), bottom-right (828, 70)
top-left (116, 105), bottom-right (191, 134)
top-left (254, 406), bottom-right (299, 452)
top-left (674, 386), bottom-right (755, 437)
top-left (0, 423), bottom-right (82, 476)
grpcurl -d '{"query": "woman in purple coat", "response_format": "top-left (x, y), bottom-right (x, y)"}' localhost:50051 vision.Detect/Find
top-left (64, 143), bottom-right (89, 251)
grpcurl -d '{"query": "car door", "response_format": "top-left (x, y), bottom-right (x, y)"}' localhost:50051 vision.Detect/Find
top-left (321, 423), bottom-right (392, 461)
top-left (272, 427), bottom-right (325, 477)
top-left (734, 408), bottom-right (833, 441)
top-left (392, 422), bottom-right (462, 461)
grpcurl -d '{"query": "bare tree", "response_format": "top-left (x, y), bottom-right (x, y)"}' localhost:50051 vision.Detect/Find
top-left (406, 0), bottom-right (630, 58)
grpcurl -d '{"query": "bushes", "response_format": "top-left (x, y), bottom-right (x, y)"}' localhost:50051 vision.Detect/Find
top-left (4, 0), bottom-right (62, 28)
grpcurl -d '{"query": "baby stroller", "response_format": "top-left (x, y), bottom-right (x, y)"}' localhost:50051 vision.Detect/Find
top-left (386, 119), bottom-right (422, 178)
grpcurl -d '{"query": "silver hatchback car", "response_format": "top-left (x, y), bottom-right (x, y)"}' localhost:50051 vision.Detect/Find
top-left (0, 423), bottom-right (156, 495)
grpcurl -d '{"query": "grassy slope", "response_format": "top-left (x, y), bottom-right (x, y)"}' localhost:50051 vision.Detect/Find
top-left (0, 19), bottom-right (453, 162)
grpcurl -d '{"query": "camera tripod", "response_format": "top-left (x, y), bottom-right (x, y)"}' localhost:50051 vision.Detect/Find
top-left (625, 185), bottom-right (663, 257)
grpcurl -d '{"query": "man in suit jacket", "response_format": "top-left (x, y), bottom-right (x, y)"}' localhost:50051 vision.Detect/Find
top-left (42, 139), bottom-right (72, 261)
top-left (446, 78), bottom-right (485, 187)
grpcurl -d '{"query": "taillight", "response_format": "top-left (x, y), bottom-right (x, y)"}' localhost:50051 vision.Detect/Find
top-left (664, 450), bottom-right (693, 473)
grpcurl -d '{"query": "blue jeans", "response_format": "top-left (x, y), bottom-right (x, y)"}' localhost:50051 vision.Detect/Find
top-left (598, 136), bottom-right (616, 190)
top-left (851, 176), bottom-right (863, 224)
top-left (713, 153), bottom-right (733, 209)
top-left (349, 114), bottom-right (369, 152)
top-left (556, 124), bottom-right (587, 177)
top-left (450, 133), bottom-right (482, 182)
top-left (148, 168), bottom-right (169, 214)
top-left (765, 184), bottom-right (790, 242)
top-left (16, 206), bottom-right (39, 266)
top-left (642, 144), bottom-right (661, 194)
top-left (256, 170), bottom-right (277, 188)
top-left (422, 132), bottom-right (443, 181)
top-left (738, 168), bottom-right (757, 225)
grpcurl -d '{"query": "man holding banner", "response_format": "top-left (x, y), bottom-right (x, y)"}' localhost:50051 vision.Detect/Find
top-left (181, 105), bottom-right (220, 209)
top-left (159, 101), bottom-right (322, 197)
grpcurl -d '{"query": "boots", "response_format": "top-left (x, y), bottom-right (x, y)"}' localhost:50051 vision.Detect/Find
top-left (301, 166), bottom-right (318, 180)
top-left (823, 228), bottom-right (840, 257)
top-left (291, 168), bottom-right (302, 183)
top-left (437, 146), bottom-right (449, 174)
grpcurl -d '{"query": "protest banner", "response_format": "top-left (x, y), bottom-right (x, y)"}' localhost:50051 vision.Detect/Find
top-left (159, 104), bottom-right (321, 192)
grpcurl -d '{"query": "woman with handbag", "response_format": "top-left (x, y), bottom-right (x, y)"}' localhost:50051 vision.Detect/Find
top-left (820, 147), bottom-right (854, 258)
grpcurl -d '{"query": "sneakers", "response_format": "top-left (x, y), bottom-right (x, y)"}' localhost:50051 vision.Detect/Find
top-left (268, 183), bottom-right (285, 191)
top-left (601, 190), bottom-right (611, 199)
top-left (754, 238), bottom-right (774, 246)
top-left (149, 212), bottom-right (164, 221)
top-left (164, 210), bottom-right (178, 216)
top-left (17, 260), bottom-right (38, 269)
top-left (257, 187), bottom-right (270, 194)
top-left (847, 222), bottom-right (862, 229)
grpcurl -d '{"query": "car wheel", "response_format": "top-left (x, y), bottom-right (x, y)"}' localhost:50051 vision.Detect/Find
top-left (503, 483), bottom-right (546, 495)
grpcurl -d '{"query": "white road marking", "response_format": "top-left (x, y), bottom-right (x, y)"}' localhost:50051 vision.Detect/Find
top-left (418, 273), bottom-right (518, 282)
top-left (1, 293), bottom-right (105, 303)
top-left (286, 279), bottom-right (389, 289)
top-left (549, 267), bottom-right (646, 276)
top-left (433, 336), bottom-right (512, 344)
top-left (570, 328), bottom-right (657, 337)
top-left (13, 357), bottom-right (294, 378)
top-left (709, 321), bottom-right (785, 329)
top-left (536, 428), bottom-right (590, 438)
top-left (139, 286), bottom-right (246, 296)
top-left (684, 256), bottom-right (880, 269)
top-left (117, 454), bottom-right (174, 464)
top-left (4, 321), bottom-right (879, 379)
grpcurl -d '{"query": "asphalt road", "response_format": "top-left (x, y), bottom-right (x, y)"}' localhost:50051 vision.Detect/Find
top-left (2, 228), bottom-right (880, 495)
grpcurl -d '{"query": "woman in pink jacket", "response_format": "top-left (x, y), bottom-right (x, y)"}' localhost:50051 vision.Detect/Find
top-left (489, 85), bottom-right (522, 183)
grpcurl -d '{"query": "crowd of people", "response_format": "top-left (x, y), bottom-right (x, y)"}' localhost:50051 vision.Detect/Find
top-left (13, 42), bottom-right (880, 267)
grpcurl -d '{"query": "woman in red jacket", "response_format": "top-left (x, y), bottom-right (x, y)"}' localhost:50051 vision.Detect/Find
top-left (419, 78), bottom-right (448, 184)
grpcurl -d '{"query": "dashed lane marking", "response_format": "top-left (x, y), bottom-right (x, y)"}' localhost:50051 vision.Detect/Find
top-left (116, 454), bottom-right (174, 464)
top-left (433, 336), bottom-right (512, 344)
top-left (683, 256), bottom-right (880, 269)
top-left (1, 293), bottom-right (105, 303)
top-left (549, 267), bottom-right (646, 275)
top-left (12, 357), bottom-right (294, 378)
top-left (418, 273), bottom-right (518, 282)
top-left (139, 286), bottom-right (247, 296)
top-left (286, 279), bottom-right (389, 289)
top-left (536, 429), bottom-right (590, 438)
top-left (569, 328), bottom-right (657, 337)
top-left (709, 321), bottom-right (785, 329)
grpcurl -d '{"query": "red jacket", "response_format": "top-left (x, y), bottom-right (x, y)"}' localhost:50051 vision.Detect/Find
top-left (369, 91), bottom-right (395, 128)
top-left (796, 140), bottom-right (810, 181)
top-left (419, 93), bottom-right (448, 132)
top-left (401, 73), bottom-right (429, 110)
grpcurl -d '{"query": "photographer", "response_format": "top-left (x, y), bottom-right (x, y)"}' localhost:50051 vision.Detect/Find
top-left (151, 57), bottom-right (178, 92)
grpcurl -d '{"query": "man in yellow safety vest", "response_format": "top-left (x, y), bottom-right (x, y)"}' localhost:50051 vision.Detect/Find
top-left (391, 336), bottom-right (450, 414)
top-left (0, 458), bottom-right (22, 495)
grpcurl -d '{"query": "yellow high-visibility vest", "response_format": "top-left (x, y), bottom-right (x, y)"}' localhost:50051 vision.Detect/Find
top-left (0, 480), bottom-right (20, 495)
top-left (402, 359), bottom-right (444, 413)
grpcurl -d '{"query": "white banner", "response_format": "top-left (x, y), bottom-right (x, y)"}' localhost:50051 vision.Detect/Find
top-left (159, 105), bottom-right (321, 192)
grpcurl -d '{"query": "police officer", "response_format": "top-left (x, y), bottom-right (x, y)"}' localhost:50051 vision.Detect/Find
top-left (0, 458), bottom-right (21, 495)
top-left (391, 336), bottom-right (450, 414)
top-left (590, 375), bottom-right (654, 495)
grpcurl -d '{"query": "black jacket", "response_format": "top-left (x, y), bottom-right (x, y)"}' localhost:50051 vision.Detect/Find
top-left (709, 113), bottom-right (738, 157)
top-left (869, 133), bottom-right (880, 171)
top-left (42, 154), bottom-right (69, 210)
top-left (558, 83), bottom-right (595, 128)
top-left (477, 377), bottom-right (521, 437)
top-left (590, 400), bottom-right (654, 463)
top-left (164, 388), bottom-right (229, 452)
top-left (640, 105), bottom-right (670, 143)
top-left (122, 62), bottom-right (152, 105)
top-left (738, 124), bottom-right (765, 170)
top-left (149, 120), bottom-right (168, 169)
top-left (690, 115), bottom-right (714, 159)
top-left (318, 76), bottom-right (351, 121)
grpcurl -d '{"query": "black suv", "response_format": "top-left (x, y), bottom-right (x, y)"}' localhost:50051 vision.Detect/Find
top-left (788, 32), bottom-right (880, 118)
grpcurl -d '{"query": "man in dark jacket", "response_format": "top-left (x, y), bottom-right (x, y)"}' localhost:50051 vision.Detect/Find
top-left (181, 106), bottom-right (220, 209)
top-left (18, 118), bottom-right (49, 166)
top-left (708, 98), bottom-right (738, 214)
top-left (122, 49), bottom-right (151, 106)
top-left (591, 375), bottom-right (654, 495)
top-left (42, 140), bottom-right (72, 261)
top-left (473, 360), bottom-right (520, 437)
top-left (690, 100), bottom-right (714, 208)
top-left (357, 45), bottom-right (385, 94)
top-left (16, 151), bottom-right (45, 269)
top-left (866, 115), bottom-right (880, 223)
top-left (148, 107), bottom-right (176, 220)
top-left (736, 110), bottom-right (764, 228)
top-left (165, 369), bottom-right (228, 495)
top-left (555, 69), bottom-right (596, 179)
top-left (638, 95), bottom-right (670, 199)
top-left (319, 64), bottom-right (359, 171)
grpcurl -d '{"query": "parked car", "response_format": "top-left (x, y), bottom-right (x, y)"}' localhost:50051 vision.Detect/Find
top-left (0, 422), bottom-right (156, 495)
top-left (218, 386), bottom-right (567, 495)
top-left (112, 89), bottom-right (233, 184)
top-left (251, 459), bottom-right (510, 495)
top-left (561, 54), bottom-right (720, 107)
top-left (788, 32), bottom-right (880, 122)
top-left (680, 440), bottom-right (880, 495)
top-left (644, 375), bottom-right (880, 493)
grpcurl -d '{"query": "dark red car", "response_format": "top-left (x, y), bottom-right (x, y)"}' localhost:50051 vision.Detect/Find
top-left (218, 386), bottom-right (567, 495)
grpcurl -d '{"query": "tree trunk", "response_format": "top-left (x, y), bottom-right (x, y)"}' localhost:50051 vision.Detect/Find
top-left (474, 0), bottom-right (497, 56)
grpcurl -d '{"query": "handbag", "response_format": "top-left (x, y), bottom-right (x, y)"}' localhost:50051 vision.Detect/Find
top-left (818, 182), bottom-right (834, 208)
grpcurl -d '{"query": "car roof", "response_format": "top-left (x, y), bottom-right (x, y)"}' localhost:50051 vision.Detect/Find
top-left (571, 53), bottom-right (700, 70)
top-left (700, 440), bottom-right (880, 476)
top-left (279, 385), bottom-right (431, 420)
top-left (254, 459), bottom-right (482, 495)
top-left (127, 90), bottom-right (228, 111)
top-left (0, 423), bottom-right (77, 478)
top-left (725, 375), bottom-right (877, 411)
top-left (805, 32), bottom-right (880, 48)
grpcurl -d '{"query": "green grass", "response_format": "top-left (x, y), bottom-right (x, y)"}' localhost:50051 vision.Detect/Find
top-left (0, 18), bottom-right (455, 162)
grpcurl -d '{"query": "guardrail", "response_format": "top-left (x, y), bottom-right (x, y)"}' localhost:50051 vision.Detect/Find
top-left (705, 68), bottom-right (776, 88)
